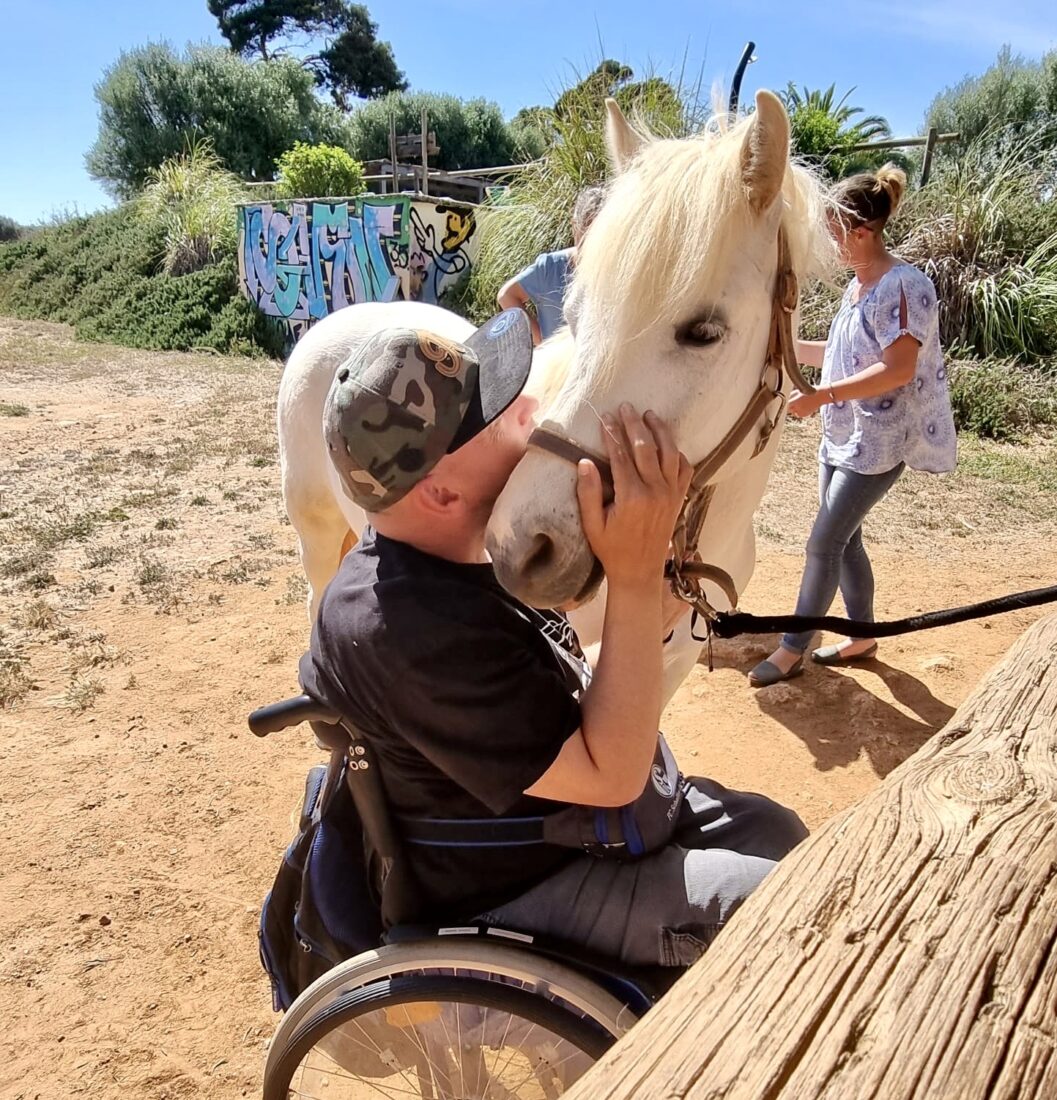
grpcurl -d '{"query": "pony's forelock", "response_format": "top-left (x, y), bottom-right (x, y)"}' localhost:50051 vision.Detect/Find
top-left (566, 110), bottom-right (837, 394)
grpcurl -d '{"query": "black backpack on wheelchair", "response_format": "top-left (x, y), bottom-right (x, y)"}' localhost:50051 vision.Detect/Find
top-left (251, 693), bottom-right (680, 1100)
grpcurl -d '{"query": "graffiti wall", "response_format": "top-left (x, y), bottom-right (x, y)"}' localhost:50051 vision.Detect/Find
top-left (238, 195), bottom-right (477, 340)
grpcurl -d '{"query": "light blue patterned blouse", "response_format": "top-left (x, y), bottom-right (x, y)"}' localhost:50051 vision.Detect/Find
top-left (819, 263), bottom-right (957, 476)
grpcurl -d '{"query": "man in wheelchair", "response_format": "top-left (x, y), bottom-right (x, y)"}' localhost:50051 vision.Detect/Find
top-left (298, 308), bottom-right (807, 972)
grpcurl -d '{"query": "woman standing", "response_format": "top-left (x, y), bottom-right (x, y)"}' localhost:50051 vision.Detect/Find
top-left (749, 165), bottom-right (956, 687)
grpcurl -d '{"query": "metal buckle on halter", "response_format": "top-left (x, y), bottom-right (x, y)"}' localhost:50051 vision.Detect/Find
top-left (752, 375), bottom-right (787, 459)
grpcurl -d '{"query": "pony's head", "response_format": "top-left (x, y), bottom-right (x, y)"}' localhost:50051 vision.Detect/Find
top-left (487, 90), bottom-right (833, 608)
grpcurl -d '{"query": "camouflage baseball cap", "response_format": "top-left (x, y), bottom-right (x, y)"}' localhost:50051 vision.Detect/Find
top-left (324, 309), bottom-right (533, 512)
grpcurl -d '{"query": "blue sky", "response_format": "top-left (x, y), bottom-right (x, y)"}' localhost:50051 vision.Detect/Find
top-left (3, 0), bottom-right (1055, 224)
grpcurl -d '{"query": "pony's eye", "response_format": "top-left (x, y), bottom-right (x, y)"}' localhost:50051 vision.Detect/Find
top-left (676, 318), bottom-right (726, 347)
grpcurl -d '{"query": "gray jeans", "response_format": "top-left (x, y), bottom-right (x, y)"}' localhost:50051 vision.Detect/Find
top-left (476, 779), bottom-right (807, 967)
top-left (782, 461), bottom-right (905, 654)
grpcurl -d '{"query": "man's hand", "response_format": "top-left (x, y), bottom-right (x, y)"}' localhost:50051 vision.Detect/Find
top-left (576, 405), bottom-right (692, 590)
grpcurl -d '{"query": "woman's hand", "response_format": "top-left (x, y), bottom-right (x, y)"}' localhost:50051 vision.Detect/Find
top-left (576, 405), bottom-right (692, 591)
top-left (787, 388), bottom-right (825, 419)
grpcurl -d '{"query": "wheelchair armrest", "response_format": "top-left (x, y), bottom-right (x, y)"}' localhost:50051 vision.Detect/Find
top-left (248, 694), bottom-right (342, 737)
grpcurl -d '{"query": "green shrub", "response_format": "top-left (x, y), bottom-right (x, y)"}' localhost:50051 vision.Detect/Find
top-left (891, 123), bottom-right (1057, 361)
top-left (86, 44), bottom-right (354, 198)
top-left (138, 141), bottom-right (245, 275)
top-left (0, 216), bottom-right (20, 243)
top-left (346, 91), bottom-right (520, 171)
top-left (947, 358), bottom-right (1057, 440)
top-left (780, 84), bottom-right (895, 179)
top-left (926, 46), bottom-right (1057, 157)
top-left (275, 142), bottom-right (366, 198)
top-left (463, 66), bottom-right (693, 323)
top-left (0, 205), bottom-right (284, 357)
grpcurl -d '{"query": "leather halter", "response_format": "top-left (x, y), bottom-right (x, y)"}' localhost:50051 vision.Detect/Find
top-left (527, 225), bottom-right (815, 628)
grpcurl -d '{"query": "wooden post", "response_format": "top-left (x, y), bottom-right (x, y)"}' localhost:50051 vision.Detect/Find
top-left (388, 113), bottom-right (399, 194)
top-left (920, 125), bottom-right (940, 188)
top-left (566, 612), bottom-right (1057, 1100)
top-left (420, 107), bottom-right (430, 197)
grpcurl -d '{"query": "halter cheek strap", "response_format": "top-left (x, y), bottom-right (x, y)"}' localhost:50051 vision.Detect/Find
top-left (525, 225), bottom-right (812, 644)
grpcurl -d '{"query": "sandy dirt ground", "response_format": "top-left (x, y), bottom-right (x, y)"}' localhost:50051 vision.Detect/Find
top-left (1, 318), bottom-right (1054, 1099)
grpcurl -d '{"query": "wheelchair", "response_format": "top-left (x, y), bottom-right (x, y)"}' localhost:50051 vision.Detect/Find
top-left (250, 693), bottom-right (681, 1099)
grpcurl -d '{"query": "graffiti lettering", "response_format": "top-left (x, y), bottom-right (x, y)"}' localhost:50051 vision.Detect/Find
top-left (238, 196), bottom-right (477, 341)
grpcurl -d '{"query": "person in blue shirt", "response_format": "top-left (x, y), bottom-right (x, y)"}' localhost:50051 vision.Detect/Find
top-left (497, 185), bottom-right (606, 344)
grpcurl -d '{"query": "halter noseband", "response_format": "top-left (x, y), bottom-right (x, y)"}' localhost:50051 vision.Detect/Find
top-left (527, 225), bottom-right (815, 638)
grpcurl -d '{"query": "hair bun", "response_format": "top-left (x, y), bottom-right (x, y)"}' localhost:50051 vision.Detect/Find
top-left (874, 164), bottom-right (907, 216)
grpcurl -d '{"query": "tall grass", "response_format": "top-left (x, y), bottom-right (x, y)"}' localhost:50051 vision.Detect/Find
top-left (462, 68), bottom-right (703, 323)
top-left (137, 141), bottom-right (246, 276)
top-left (891, 123), bottom-right (1057, 360)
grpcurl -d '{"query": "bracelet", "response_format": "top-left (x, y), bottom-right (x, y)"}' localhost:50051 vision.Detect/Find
top-left (826, 386), bottom-right (838, 405)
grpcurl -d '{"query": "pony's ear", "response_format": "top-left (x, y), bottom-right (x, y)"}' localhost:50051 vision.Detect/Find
top-left (740, 89), bottom-right (790, 214)
top-left (605, 98), bottom-right (645, 173)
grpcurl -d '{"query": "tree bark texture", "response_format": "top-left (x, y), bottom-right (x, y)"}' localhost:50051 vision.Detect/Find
top-left (567, 613), bottom-right (1057, 1100)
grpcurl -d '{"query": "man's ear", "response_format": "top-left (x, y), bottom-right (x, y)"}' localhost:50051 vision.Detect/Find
top-left (412, 475), bottom-right (461, 516)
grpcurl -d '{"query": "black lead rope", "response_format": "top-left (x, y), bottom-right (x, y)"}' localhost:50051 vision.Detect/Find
top-left (695, 583), bottom-right (1057, 641)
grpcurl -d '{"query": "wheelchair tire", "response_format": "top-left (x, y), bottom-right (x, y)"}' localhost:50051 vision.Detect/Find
top-left (263, 939), bottom-right (642, 1098)
top-left (265, 973), bottom-right (614, 1099)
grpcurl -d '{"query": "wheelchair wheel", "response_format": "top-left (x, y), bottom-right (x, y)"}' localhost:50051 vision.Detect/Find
top-left (263, 939), bottom-right (641, 1099)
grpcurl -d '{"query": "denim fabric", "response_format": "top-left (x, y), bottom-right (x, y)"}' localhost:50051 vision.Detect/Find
top-left (781, 461), bottom-right (905, 654)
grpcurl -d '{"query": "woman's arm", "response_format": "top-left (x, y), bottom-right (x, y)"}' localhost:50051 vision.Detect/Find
top-left (796, 339), bottom-right (827, 370)
top-left (789, 289), bottom-right (918, 417)
top-left (497, 277), bottom-right (543, 346)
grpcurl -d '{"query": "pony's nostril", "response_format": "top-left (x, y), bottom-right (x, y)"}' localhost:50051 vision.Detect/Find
top-left (521, 533), bottom-right (555, 579)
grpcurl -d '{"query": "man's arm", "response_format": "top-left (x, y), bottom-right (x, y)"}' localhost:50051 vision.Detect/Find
top-left (497, 276), bottom-right (543, 346)
top-left (526, 408), bottom-right (692, 807)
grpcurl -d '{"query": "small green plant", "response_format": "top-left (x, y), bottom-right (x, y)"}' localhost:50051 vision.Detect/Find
top-left (1, 631), bottom-right (34, 709)
top-left (275, 142), bottom-right (366, 199)
top-left (85, 544), bottom-right (121, 569)
top-left (155, 517), bottom-right (178, 530)
top-left (136, 556), bottom-right (169, 588)
top-left (64, 674), bottom-right (104, 714)
top-left (17, 599), bottom-right (58, 631)
top-left (0, 403), bottom-right (29, 417)
top-left (1, 547), bottom-right (52, 579)
top-left (68, 631), bottom-right (121, 671)
top-left (191, 495), bottom-right (209, 506)
top-left (20, 508), bottom-right (98, 551)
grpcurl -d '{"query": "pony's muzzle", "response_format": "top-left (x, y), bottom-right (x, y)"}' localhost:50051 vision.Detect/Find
top-left (487, 519), bottom-right (600, 609)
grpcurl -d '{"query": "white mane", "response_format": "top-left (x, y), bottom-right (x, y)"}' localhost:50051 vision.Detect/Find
top-left (566, 111), bottom-right (837, 393)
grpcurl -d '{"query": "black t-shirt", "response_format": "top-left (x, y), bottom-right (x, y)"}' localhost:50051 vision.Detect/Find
top-left (299, 528), bottom-right (588, 923)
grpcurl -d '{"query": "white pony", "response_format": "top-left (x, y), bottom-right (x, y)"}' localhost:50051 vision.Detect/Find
top-left (278, 92), bottom-right (832, 699)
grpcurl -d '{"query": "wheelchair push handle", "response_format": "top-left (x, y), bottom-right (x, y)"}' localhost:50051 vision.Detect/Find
top-left (248, 694), bottom-right (342, 737)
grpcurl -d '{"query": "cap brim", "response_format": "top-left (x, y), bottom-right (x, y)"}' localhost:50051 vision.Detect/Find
top-left (447, 309), bottom-right (533, 453)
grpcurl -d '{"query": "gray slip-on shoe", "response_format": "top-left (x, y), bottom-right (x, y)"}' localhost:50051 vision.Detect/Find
top-left (748, 656), bottom-right (804, 687)
top-left (811, 642), bottom-right (879, 666)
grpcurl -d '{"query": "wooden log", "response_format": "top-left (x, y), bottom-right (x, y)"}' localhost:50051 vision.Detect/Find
top-left (568, 613), bottom-right (1057, 1100)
